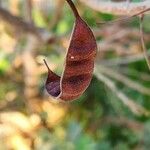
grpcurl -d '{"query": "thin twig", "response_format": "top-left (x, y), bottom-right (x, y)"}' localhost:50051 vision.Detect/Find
top-left (0, 7), bottom-right (39, 37)
top-left (98, 51), bottom-right (150, 66)
top-left (97, 7), bottom-right (150, 25)
top-left (48, 0), bottom-right (65, 30)
top-left (24, 0), bottom-right (33, 24)
top-left (80, 0), bottom-right (150, 15)
top-left (96, 65), bottom-right (150, 96)
top-left (0, 7), bottom-right (55, 44)
top-left (120, 68), bottom-right (150, 82)
top-left (103, 116), bottom-right (143, 132)
top-left (139, 15), bottom-right (150, 70)
top-left (22, 35), bottom-right (40, 113)
top-left (94, 69), bottom-right (149, 116)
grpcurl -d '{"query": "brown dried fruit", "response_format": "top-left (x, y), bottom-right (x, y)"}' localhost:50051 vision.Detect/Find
top-left (44, 0), bottom-right (97, 101)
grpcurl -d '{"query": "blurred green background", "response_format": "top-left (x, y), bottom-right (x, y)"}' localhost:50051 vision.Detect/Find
top-left (0, 0), bottom-right (150, 150)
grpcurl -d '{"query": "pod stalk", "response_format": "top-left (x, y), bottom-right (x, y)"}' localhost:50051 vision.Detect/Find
top-left (43, 59), bottom-right (50, 71)
top-left (66, 0), bottom-right (80, 19)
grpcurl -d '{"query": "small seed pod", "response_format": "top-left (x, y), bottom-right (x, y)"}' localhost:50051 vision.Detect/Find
top-left (44, 0), bottom-right (97, 101)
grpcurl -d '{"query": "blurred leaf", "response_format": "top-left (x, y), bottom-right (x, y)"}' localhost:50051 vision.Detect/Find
top-left (115, 142), bottom-right (129, 150)
top-left (33, 9), bottom-right (47, 27)
top-left (56, 20), bottom-right (69, 35)
top-left (0, 52), bottom-right (10, 74)
top-left (67, 121), bottom-right (82, 141)
top-left (97, 141), bottom-right (112, 150)
top-left (141, 121), bottom-right (150, 149)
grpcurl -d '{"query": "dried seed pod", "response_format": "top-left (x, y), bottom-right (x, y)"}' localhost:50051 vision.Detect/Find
top-left (44, 0), bottom-right (97, 101)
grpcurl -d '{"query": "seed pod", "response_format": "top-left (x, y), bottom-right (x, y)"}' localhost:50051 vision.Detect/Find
top-left (44, 0), bottom-right (97, 101)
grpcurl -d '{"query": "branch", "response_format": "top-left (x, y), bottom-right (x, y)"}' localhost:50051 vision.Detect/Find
top-left (79, 0), bottom-right (150, 15)
top-left (24, 0), bottom-right (33, 24)
top-left (0, 6), bottom-right (55, 43)
top-left (103, 116), bottom-right (143, 132)
top-left (97, 65), bottom-right (150, 96)
top-left (0, 7), bottom-right (39, 37)
top-left (121, 68), bottom-right (150, 82)
top-left (98, 51), bottom-right (150, 66)
top-left (48, 0), bottom-right (65, 29)
top-left (139, 15), bottom-right (150, 70)
top-left (94, 69), bottom-right (149, 116)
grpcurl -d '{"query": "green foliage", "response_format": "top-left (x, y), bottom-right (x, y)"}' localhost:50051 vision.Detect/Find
top-left (0, 52), bottom-right (10, 74)
top-left (33, 9), bottom-right (47, 27)
top-left (0, 1), bottom-right (150, 150)
top-left (36, 121), bottom-right (97, 150)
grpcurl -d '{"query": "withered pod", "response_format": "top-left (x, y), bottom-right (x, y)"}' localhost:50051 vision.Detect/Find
top-left (44, 0), bottom-right (97, 101)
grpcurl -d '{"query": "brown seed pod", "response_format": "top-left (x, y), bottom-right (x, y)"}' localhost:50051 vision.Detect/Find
top-left (44, 0), bottom-right (97, 101)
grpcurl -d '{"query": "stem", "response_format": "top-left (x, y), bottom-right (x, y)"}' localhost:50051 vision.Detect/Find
top-left (139, 15), bottom-right (150, 70)
top-left (43, 59), bottom-right (50, 71)
top-left (97, 8), bottom-right (150, 25)
top-left (66, 0), bottom-right (80, 18)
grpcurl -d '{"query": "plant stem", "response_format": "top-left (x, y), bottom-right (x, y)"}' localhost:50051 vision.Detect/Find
top-left (66, 0), bottom-right (80, 18)
top-left (43, 59), bottom-right (50, 71)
